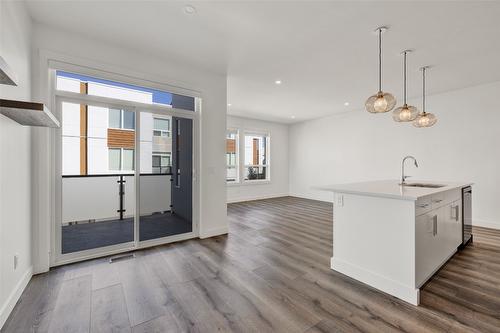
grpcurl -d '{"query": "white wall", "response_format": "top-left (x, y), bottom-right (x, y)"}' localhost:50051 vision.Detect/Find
top-left (227, 116), bottom-right (289, 202)
top-left (31, 23), bottom-right (227, 271)
top-left (289, 81), bottom-right (500, 229)
top-left (0, 1), bottom-right (33, 328)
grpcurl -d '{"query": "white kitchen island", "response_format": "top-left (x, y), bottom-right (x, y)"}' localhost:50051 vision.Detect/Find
top-left (319, 180), bottom-right (471, 305)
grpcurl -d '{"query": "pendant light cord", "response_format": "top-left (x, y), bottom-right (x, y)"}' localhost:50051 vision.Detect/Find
top-left (378, 28), bottom-right (382, 92)
top-left (422, 67), bottom-right (426, 113)
top-left (403, 51), bottom-right (407, 105)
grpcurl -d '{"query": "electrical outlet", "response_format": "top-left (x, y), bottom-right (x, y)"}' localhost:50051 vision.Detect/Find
top-left (336, 194), bottom-right (344, 207)
top-left (14, 254), bottom-right (18, 270)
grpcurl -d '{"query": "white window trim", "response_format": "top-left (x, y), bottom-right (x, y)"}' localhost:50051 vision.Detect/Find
top-left (226, 128), bottom-right (270, 186)
top-left (226, 128), bottom-right (239, 183)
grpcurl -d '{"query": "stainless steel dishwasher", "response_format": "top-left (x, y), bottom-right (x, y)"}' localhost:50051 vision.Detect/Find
top-left (461, 186), bottom-right (472, 247)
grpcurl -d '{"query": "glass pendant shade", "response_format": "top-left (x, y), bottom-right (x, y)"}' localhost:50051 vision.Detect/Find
top-left (366, 91), bottom-right (396, 113)
top-left (413, 112), bottom-right (437, 128)
top-left (393, 104), bottom-right (418, 121)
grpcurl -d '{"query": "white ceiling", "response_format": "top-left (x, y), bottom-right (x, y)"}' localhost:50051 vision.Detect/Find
top-left (26, 1), bottom-right (500, 123)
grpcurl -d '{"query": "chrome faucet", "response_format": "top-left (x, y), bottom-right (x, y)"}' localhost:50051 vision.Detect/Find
top-left (400, 156), bottom-right (418, 185)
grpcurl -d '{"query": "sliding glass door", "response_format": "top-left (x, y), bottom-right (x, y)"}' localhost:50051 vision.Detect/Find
top-left (57, 98), bottom-right (194, 262)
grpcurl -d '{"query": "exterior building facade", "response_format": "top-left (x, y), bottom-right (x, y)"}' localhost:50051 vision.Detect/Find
top-left (58, 75), bottom-right (172, 175)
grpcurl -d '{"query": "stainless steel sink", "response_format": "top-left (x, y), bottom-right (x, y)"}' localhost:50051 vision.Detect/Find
top-left (403, 183), bottom-right (445, 188)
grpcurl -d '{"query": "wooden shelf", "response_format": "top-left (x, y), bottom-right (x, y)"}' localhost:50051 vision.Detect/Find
top-left (0, 99), bottom-right (60, 128)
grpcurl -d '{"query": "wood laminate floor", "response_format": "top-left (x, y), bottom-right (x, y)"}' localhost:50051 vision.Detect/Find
top-left (2, 196), bottom-right (500, 332)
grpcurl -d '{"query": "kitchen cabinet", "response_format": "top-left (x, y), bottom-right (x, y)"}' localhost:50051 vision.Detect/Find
top-left (416, 191), bottom-right (462, 287)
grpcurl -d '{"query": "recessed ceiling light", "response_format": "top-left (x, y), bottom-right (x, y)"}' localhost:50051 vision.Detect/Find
top-left (291, 115), bottom-right (296, 119)
top-left (275, 80), bottom-right (282, 85)
top-left (344, 102), bottom-right (350, 106)
top-left (227, 103), bottom-right (232, 107)
top-left (183, 5), bottom-right (196, 14)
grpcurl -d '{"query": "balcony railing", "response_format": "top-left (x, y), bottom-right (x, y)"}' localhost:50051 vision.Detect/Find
top-left (62, 173), bottom-right (172, 225)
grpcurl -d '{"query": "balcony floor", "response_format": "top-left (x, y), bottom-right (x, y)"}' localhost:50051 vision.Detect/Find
top-left (62, 212), bottom-right (191, 254)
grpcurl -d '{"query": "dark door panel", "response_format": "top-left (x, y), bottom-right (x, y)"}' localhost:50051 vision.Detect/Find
top-left (171, 117), bottom-right (193, 223)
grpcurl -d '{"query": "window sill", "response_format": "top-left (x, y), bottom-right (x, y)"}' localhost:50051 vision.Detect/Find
top-left (226, 179), bottom-right (271, 186)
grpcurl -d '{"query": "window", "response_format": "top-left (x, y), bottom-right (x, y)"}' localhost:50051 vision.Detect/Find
top-left (109, 108), bottom-right (135, 130)
top-left (109, 148), bottom-right (121, 171)
top-left (56, 70), bottom-right (196, 111)
top-left (123, 149), bottom-right (135, 170)
top-left (152, 152), bottom-right (171, 174)
top-left (108, 148), bottom-right (135, 171)
top-left (153, 118), bottom-right (171, 137)
top-left (244, 133), bottom-right (269, 181)
top-left (226, 130), bottom-right (239, 182)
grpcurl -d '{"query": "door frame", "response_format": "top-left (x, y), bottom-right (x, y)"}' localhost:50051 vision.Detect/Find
top-left (53, 91), bottom-right (200, 267)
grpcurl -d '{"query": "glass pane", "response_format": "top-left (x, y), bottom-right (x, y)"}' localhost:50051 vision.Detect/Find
top-left (154, 118), bottom-right (169, 131)
top-left (152, 155), bottom-right (161, 167)
top-left (61, 102), bottom-right (135, 255)
top-left (123, 110), bottom-right (135, 130)
top-left (109, 108), bottom-right (121, 128)
top-left (139, 112), bottom-right (192, 241)
top-left (109, 148), bottom-right (121, 170)
top-left (245, 166), bottom-right (267, 180)
top-left (123, 149), bottom-right (134, 170)
top-left (56, 70), bottom-right (196, 111)
top-left (245, 134), bottom-right (267, 166)
top-left (226, 166), bottom-right (238, 182)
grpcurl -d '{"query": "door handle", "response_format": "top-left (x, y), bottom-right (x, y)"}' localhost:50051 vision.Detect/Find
top-left (432, 215), bottom-right (438, 236)
top-left (451, 205), bottom-right (460, 221)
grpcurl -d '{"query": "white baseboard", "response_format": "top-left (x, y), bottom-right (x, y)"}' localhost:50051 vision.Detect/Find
top-left (473, 219), bottom-right (500, 230)
top-left (227, 193), bottom-right (289, 204)
top-left (0, 266), bottom-right (33, 329)
top-left (331, 257), bottom-right (419, 306)
top-left (199, 226), bottom-right (229, 239)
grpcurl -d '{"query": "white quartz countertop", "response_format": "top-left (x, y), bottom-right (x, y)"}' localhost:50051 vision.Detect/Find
top-left (317, 180), bottom-right (472, 201)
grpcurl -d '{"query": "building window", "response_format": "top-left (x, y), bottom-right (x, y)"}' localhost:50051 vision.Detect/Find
top-left (109, 148), bottom-right (121, 171)
top-left (153, 118), bottom-right (171, 137)
top-left (152, 152), bottom-right (171, 174)
top-left (109, 148), bottom-right (135, 171)
top-left (109, 108), bottom-right (135, 130)
top-left (244, 133), bottom-right (269, 181)
top-left (226, 130), bottom-right (239, 182)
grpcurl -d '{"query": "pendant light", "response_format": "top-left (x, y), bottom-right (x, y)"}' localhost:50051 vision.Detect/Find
top-left (393, 50), bottom-right (418, 122)
top-left (413, 66), bottom-right (437, 128)
top-left (365, 26), bottom-right (396, 113)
